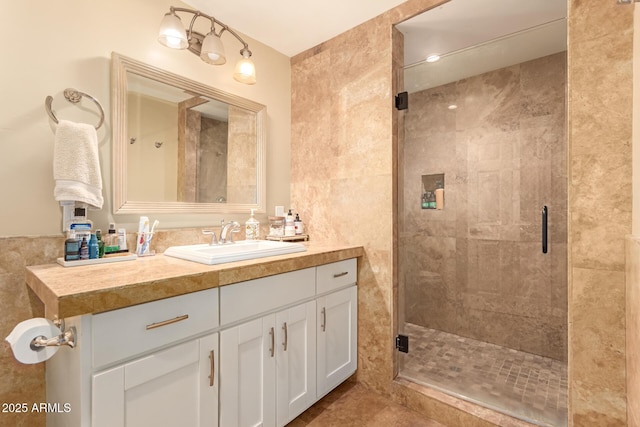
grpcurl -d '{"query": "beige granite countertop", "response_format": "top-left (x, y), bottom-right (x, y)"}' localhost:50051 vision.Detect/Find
top-left (26, 242), bottom-right (364, 319)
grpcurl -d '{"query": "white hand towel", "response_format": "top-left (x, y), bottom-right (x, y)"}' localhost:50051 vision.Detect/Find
top-left (53, 119), bottom-right (103, 209)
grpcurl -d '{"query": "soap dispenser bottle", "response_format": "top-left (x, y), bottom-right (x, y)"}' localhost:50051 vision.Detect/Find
top-left (245, 209), bottom-right (260, 240)
top-left (294, 213), bottom-right (304, 235)
top-left (285, 209), bottom-right (295, 237)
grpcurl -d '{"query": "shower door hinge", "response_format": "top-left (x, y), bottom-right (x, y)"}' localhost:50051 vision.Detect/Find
top-left (395, 334), bottom-right (409, 353)
top-left (395, 92), bottom-right (408, 110)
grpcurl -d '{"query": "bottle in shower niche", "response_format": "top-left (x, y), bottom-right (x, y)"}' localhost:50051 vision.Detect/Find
top-left (435, 181), bottom-right (444, 210)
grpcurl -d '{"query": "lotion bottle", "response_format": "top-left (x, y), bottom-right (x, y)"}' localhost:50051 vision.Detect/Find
top-left (294, 213), bottom-right (304, 235)
top-left (285, 209), bottom-right (295, 237)
top-left (245, 209), bottom-right (260, 240)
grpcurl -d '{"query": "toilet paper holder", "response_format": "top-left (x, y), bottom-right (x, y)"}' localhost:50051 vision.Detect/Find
top-left (29, 319), bottom-right (76, 351)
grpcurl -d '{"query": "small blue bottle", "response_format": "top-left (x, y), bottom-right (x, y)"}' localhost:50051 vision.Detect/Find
top-left (89, 234), bottom-right (99, 259)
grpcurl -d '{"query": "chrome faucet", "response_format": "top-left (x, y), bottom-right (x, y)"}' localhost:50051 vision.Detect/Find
top-left (202, 219), bottom-right (241, 245)
top-left (219, 220), bottom-right (241, 243)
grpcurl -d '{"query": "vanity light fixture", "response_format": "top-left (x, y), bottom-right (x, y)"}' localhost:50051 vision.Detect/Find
top-left (158, 7), bottom-right (256, 84)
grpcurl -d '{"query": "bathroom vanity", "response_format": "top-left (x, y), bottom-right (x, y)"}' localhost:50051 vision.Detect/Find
top-left (25, 242), bottom-right (363, 427)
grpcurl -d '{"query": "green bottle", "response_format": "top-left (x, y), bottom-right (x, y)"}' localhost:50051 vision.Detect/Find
top-left (96, 229), bottom-right (105, 258)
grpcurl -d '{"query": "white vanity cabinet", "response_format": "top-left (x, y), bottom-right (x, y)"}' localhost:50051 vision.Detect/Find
top-left (45, 257), bottom-right (358, 427)
top-left (219, 268), bottom-right (317, 427)
top-left (315, 259), bottom-right (358, 398)
top-left (47, 287), bottom-right (220, 427)
top-left (90, 287), bottom-right (220, 427)
top-left (92, 332), bottom-right (218, 427)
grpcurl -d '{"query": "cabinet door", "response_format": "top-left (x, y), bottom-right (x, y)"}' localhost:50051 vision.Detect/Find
top-left (220, 315), bottom-right (276, 427)
top-left (92, 333), bottom-right (218, 427)
top-left (316, 286), bottom-right (358, 398)
top-left (275, 301), bottom-right (316, 426)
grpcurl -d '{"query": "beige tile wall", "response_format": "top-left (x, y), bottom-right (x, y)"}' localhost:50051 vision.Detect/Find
top-left (0, 228), bottom-right (232, 427)
top-left (626, 237), bottom-right (640, 427)
top-left (568, 0), bottom-right (632, 425)
top-left (401, 53), bottom-right (568, 361)
top-left (292, 0), bottom-right (632, 426)
top-left (0, 0), bottom-right (633, 426)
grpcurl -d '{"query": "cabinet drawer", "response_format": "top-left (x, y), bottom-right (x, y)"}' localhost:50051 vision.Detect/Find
top-left (316, 259), bottom-right (357, 294)
top-left (220, 268), bottom-right (315, 326)
top-left (92, 288), bottom-right (218, 369)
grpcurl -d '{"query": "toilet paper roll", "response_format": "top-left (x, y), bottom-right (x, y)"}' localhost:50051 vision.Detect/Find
top-left (5, 318), bottom-right (61, 364)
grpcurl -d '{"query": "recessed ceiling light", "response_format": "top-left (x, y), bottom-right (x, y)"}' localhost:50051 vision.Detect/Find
top-left (426, 54), bottom-right (440, 63)
top-left (448, 104), bottom-right (458, 110)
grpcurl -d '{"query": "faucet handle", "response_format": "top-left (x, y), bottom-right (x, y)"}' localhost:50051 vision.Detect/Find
top-left (228, 223), bottom-right (241, 243)
top-left (202, 230), bottom-right (218, 245)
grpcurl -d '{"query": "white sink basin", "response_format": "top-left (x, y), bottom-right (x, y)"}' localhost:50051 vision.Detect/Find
top-left (164, 240), bottom-right (307, 265)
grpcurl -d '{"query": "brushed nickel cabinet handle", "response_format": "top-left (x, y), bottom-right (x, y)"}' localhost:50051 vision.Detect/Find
top-left (145, 314), bottom-right (189, 330)
top-left (208, 350), bottom-right (215, 387)
top-left (321, 307), bottom-right (326, 332)
top-left (269, 327), bottom-right (275, 358)
top-left (333, 271), bottom-right (348, 278)
top-left (282, 322), bottom-right (288, 351)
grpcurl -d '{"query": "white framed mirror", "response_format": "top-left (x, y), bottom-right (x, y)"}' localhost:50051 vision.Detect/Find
top-left (111, 52), bottom-right (266, 214)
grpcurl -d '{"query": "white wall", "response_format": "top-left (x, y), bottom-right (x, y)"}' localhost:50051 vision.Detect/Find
top-left (0, 0), bottom-right (291, 236)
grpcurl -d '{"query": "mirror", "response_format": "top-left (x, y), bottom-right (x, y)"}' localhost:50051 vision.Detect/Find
top-left (112, 53), bottom-right (266, 214)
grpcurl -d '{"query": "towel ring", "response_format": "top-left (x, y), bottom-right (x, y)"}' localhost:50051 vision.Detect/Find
top-left (45, 88), bottom-right (105, 130)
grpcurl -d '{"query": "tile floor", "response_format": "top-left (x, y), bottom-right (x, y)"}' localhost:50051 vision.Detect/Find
top-left (288, 381), bottom-right (445, 427)
top-left (399, 323), bottom-right (568, 427)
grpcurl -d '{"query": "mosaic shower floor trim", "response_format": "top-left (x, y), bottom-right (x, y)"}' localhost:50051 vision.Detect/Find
top-left (399, 323), bottom-right (568, 427)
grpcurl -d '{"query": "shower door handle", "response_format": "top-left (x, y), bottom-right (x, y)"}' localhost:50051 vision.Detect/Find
top-left (542, 205), bottom-right (548, 254)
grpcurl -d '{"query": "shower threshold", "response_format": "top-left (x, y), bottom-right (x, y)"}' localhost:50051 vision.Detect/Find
top-left (399, 324), bottom-right (567, 427)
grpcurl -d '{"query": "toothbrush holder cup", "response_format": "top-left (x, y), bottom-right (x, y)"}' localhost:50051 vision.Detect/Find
top-left (136, 232), bottom-right (155, 257)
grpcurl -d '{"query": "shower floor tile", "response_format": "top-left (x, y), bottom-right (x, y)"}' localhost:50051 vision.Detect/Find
top-left (400, 323), bottom-right (567, 427)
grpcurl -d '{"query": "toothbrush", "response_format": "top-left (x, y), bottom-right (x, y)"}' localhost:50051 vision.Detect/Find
top-left (136, 217), bottom-right (149, 255)
top-left (143, 220), bottom-right (159, 254)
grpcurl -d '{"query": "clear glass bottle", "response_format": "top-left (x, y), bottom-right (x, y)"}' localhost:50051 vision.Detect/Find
top-left (104, 223), bottom-right (120, 254)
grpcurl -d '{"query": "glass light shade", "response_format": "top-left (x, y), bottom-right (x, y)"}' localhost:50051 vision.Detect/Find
top-left (158, 12), bottom-right (188, 49)
top-left (233, 56), bottom-right (257, 85)
top-left (200, 32), bottom-right (226, 65)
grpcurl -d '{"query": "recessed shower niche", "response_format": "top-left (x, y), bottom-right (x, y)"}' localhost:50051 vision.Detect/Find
top-left (420, 173), bottom-right (444, 210)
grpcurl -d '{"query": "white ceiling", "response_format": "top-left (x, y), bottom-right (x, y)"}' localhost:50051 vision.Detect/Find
top-left (180, 0), bottom-right (567, 93)
top-left (182, 0), bottom-right (566, 63)
top-left (182, 0), bottom-right (409, 57)
top-left (396, 0), bottom-right (566, 66)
